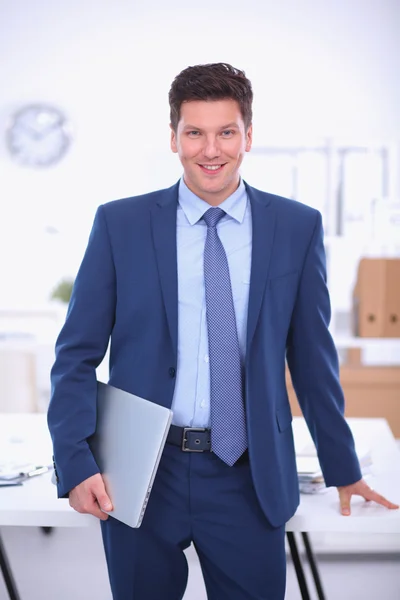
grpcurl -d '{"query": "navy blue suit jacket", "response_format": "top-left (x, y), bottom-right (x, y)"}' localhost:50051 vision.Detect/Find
top-left (48, 181), bottom-right (361, 527)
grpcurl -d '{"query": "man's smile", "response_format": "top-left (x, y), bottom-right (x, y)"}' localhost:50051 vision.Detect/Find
top-left (198, 163), bottom-right (226, 175)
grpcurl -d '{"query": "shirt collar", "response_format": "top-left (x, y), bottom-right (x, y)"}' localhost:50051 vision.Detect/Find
top-left (178, 177), bottom-right (247, 226)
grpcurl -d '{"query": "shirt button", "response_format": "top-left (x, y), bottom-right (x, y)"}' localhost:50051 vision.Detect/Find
top-left (169, 367), bottom-right (176, 378)
top-left (204, 355), bottom-right (209, 363)
top-left (200, 400), bottom-right (206, 408)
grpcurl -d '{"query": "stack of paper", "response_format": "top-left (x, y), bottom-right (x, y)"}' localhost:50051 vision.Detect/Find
top-left (0, 421), bottom-right (53, 487)
top-left (0, 462), bottom-right (49, 486)
top-left (296, 456), bottom-right (326, 494)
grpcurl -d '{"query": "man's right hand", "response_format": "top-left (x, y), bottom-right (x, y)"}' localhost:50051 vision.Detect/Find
top-left (69, 473), bottom-right (113, 521)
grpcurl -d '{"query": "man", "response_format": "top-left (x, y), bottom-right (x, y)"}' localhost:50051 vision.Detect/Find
top-left (48, 63), bottom-right (398, 599)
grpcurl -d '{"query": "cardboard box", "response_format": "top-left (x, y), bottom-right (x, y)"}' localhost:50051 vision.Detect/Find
top-left (353, 258), bottom-right (400, 337)
top-left (286, 366), bottom-right (400, 437)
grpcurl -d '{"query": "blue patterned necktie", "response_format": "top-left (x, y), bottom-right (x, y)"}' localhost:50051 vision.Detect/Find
top-left (203, 207), bottom-right (248, 466)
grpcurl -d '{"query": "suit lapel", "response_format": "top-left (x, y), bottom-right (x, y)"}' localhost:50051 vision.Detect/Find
top-left (150, 181), bottom-right (276, 359)
top-left (150, 182), bottom-right (180, 358)
top-left (245, 184), bottom-right (277, 353)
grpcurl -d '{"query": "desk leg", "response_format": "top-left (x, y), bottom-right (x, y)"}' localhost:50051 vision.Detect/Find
top-left (286, 532), bottom-right (311, 600)
top-left (0, 532), bottom-right (21, 600)
top-left (302, 532), bottom-right (326, 600)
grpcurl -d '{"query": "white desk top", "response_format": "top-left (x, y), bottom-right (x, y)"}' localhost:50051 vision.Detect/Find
top-left (0, 414), bottom-right (399, 532)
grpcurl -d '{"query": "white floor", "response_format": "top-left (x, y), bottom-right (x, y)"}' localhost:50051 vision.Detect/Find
top-left (0, 525), bottom-right (399, 600)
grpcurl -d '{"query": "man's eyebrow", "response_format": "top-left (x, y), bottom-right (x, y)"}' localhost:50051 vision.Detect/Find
top-left (182, 122), bottom-right (240, 131)
top-left (219, 122), bottom-right (240, 129)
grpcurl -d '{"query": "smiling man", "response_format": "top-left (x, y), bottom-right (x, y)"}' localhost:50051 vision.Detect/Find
top-left (170, 98), bottom-right (252, 205)
top-left (48, 63), bottom-right (398, 600)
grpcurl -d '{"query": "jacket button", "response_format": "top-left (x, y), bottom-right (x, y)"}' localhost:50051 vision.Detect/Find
top-left (169, 367), bottom-right (176, 378)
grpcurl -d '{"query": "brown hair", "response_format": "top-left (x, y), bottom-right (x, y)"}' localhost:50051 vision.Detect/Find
top-left (169, 63), bottom-right (253, 131)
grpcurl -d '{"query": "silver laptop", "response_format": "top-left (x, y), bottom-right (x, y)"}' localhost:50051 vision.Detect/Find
top-left (89, 381), bottom-right (173, 528)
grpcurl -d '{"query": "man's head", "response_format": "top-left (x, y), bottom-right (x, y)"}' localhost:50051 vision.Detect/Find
top-left (169, 63), bottom-right (253, 132)
top-left (169, 63), bottom-right (253, 205)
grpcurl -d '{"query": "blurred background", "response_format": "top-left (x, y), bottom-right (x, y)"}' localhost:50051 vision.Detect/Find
top-left (0, 1), bottom-right (399, 598)
top-left (1, 0), bottom-right (399, 421)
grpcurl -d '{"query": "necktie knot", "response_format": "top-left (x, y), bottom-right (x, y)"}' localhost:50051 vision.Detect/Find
top-left (203, 207), bottom-right (225, 228)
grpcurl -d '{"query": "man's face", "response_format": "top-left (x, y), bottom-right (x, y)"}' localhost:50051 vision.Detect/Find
top-left (170, 99), bottom-right (252, 206)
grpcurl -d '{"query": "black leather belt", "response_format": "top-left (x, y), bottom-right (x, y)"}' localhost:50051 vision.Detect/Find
top-left (167, 424), bottom-right (212, 452)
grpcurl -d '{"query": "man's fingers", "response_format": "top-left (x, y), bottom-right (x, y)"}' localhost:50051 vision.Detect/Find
top-left (85, 500), bottom-right (110, 520)
top-left (69, 474), bottom-right (113, 520)
top-left (338, 482), bottom-right (399, 515)
top-left (340, 501), bottom-right (351, 516)
top-left (338, 489), bottom-right (351, 516)
top-left (92, 480), bottom-right (113, 512)
top-left (95, 491), bottom-right (113, 512)
top-left (93, 505), bottom-right (110, 521)
top-left (72, 495), bottom-right (109, 520)
top-left (364, 489), bottom-right (399, 509)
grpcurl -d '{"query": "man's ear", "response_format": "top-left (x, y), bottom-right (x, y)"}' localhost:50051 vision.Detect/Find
top-left (245, 124), bottom-right (253, 152)
top-left (170, 124), bottom-right (178, 153)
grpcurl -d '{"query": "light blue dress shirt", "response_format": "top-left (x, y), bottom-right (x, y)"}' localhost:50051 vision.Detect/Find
top-left (171, 177), bottom-right (252, 428)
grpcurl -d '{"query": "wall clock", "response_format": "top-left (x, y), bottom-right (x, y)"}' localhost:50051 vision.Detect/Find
top-left (6, 104), bottom-right (71, 167)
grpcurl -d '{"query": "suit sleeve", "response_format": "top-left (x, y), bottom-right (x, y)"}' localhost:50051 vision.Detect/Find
top-left (47, 205), bottom-right (116, 498)
top-left (286, 211), bottom-right (362, 487)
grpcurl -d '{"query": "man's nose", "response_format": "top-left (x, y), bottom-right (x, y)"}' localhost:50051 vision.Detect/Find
top-left (202, 136), bottom-right (221, 159)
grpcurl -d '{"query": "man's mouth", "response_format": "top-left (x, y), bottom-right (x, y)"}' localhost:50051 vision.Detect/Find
top-left (198, 164), bottom-right (226, 174)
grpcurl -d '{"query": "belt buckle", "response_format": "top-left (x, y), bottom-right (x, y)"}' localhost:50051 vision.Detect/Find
top-left (182, 427), bottom-right (208, 452)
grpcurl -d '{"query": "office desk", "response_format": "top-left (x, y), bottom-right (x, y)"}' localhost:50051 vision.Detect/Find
top-left (1, 414), bottom-right (399, 600)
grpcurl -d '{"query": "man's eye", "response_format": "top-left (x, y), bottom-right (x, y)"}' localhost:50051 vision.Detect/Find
top-left (221, 130), bottom-right (234, 137)
top-left (188, 131), bottom-right (200, 137)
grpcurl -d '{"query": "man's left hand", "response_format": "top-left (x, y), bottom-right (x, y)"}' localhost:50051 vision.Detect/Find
top-left (337, 479), bottom-right (399, 515)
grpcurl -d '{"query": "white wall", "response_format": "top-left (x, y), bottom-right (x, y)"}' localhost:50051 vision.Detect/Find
top-left (1, 0), bottom-right (399, 306)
